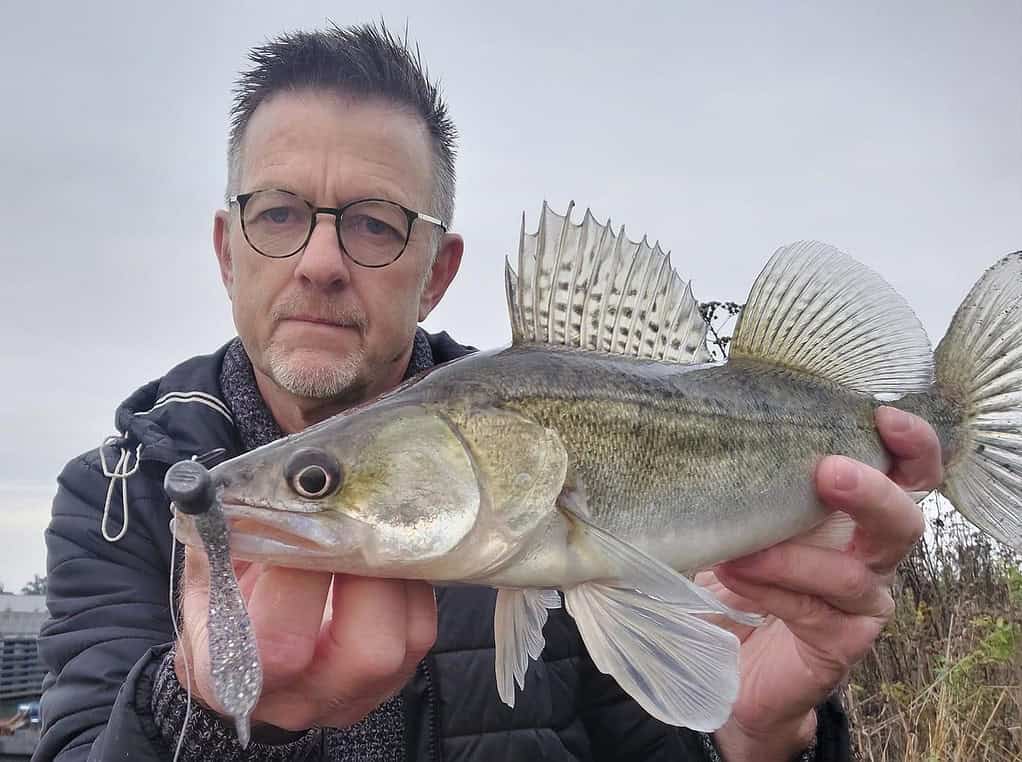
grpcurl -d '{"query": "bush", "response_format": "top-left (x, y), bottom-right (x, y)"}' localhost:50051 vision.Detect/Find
top-left (845, 497), bottom-right (1021, 761)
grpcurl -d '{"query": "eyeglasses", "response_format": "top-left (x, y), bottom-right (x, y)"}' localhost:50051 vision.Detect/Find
top-left (229, 189), bottom-right (448, 268)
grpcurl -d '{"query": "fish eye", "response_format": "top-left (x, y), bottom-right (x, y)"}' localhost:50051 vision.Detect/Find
top-left (284, 448), bottom-right (342, 500)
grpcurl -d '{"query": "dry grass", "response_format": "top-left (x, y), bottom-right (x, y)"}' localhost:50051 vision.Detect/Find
top-left (845, 499), bottom-right (1021, 761)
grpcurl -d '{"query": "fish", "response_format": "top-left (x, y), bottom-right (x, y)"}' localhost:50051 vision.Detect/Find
top-left (173, 201), bottom-right (1022, 735)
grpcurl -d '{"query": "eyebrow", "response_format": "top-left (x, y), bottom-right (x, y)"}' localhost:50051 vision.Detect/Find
top-left (244, 184), bottom-right (414, 209)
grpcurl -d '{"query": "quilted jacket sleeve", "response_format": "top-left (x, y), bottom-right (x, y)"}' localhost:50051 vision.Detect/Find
top-left (34, 454), bottom-right (177, 762)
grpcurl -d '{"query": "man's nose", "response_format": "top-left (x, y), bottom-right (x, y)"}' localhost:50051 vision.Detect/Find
top-left (293, 215), bottom-right (351, 287)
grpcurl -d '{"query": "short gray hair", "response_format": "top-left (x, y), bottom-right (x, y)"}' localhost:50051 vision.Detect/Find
top-left (226, 22), bottom-right (458, 227)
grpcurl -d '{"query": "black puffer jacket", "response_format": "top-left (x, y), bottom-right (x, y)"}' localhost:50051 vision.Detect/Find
top-left (36, 333), bottom-right (848, 761)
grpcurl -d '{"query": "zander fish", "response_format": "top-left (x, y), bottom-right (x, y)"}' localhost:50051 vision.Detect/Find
top-left (174, 202), bottom-right (1022, 734)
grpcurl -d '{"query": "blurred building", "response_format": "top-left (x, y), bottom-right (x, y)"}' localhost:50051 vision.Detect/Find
top-left (0, 595), bottom-right (46, 703)
top-left (0, 595), bottom-right (45, 761)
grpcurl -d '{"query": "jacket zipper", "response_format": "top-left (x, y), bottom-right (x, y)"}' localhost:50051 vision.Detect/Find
top-left (421, 659), bottom-right (441, 761)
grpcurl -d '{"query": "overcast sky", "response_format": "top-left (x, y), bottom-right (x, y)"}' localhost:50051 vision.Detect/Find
top-left (0, 1), bottom-right (1019, 590)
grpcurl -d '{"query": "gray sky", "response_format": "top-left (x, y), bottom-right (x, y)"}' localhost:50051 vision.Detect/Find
top-left (0, 1), bottom-right (1019, 590)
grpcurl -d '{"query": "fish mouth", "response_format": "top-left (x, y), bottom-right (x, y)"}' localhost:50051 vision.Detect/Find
top-left (172, 502), bottom-right (357, 561)
top-left (221, 502), bottom-right (347, 558)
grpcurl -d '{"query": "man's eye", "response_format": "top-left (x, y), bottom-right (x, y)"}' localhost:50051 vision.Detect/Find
top-left (259, 207), bottom-right (294, 224)
top-left (350, 215), bottom-right (401, 238)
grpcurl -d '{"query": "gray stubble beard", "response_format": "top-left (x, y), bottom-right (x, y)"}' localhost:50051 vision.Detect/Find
top-left (264, 340), bottom-right (369, 401)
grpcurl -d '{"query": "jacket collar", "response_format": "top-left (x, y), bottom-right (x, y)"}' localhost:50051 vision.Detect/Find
top-left (113, 342), bottom-right (241, 469)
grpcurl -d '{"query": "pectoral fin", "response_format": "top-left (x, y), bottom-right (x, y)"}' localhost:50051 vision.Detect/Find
top-left (494, 588), bottom-right (562, 707)
top-left (562, 505), bottom-right (763, 627)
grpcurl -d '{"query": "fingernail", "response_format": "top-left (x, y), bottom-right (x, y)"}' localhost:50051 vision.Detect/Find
top-left (832, 458), bottom-right (859, 492)
top-left (878, 406), bottom-right (913, 433)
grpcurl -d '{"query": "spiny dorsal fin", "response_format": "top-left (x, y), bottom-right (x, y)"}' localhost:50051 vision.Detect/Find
top-left (730, 241), bottom-right (934, 394)
top-left (505, 202), bottom-right (711, 364)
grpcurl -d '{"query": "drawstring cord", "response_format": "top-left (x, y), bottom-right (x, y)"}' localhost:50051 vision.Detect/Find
top-left (99, 435), bottom-right (142, 542)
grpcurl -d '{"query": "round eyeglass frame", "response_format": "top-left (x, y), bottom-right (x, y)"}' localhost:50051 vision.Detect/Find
top-left (229, 189), bottom-right (448, 268)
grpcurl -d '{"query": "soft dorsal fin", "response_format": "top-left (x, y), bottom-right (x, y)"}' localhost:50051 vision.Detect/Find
top-left (730, 241), bottom-right (934, 394)
top-left (506, 202), bottom-right (711, 364)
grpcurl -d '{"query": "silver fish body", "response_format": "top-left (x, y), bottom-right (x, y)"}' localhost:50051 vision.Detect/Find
top-left (404, 345), bottom-right (963, 586)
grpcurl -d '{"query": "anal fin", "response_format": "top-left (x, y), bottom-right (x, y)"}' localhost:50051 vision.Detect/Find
top-left (562, 504), bottom-right (763, 627)
top-left (556, 504), bottom-right (763, 731)
top-left (494, 588), bottom-right (562, 707)
top-left (565, 581), bottom-right (739, 731)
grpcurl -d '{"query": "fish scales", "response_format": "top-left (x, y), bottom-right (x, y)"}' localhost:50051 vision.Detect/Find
top-left (401, 344), bottom-right (960, 573)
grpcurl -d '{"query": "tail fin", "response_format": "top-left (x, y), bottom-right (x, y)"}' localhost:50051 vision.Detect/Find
top-left (935, 252), bottom-right (1022, 552)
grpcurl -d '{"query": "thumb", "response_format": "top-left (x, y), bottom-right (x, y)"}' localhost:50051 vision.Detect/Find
top-left (174, 544), bottom-right (223, 713)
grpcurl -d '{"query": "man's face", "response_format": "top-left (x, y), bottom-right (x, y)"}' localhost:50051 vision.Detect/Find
top-left (213, 90), bottom-right (461, 406)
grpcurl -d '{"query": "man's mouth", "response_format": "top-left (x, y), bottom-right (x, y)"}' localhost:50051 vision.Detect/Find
top-left (286, 315), bottom-right (351, 328)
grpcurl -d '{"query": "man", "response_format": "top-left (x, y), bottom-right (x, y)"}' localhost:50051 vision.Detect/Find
top-left (35, 23), bottom-right (938, 762)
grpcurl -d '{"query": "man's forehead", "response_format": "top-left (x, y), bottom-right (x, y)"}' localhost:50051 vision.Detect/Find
top-left (237, 89), bottom-right (435, 201)
top-left (242, 89), bottom-right (430, 157)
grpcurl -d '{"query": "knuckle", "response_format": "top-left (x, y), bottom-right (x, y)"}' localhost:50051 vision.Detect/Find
top-left (355, 635), bottom-right (409, 681)
top-left (406, 620), bottom-right (437, 661)
top-left (875, 591), bottom-right (897, 622)
top-left (809, 646), bottom-right (853, 685)
top-left (258, 631), bottom-right (318, 680)
top-left (792, 592), bottom-right (829, 625)
top-left (879, 470), bottom-right (906, 507)
top-left (837, 565), bottom-right (872, 600)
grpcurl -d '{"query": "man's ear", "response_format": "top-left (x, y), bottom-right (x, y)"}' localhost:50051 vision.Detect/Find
top-left (418, 233), bottom-right (464, 321)
top-left (213, 209), bottom-right (234, 299)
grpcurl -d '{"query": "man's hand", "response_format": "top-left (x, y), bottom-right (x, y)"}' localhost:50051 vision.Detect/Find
top-left (705, 407), bottom-right (938, 762)
top-left (175, 557), bottom-right (437, 737)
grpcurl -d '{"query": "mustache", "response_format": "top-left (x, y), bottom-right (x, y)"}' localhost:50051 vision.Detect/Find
top-left (271, 293), bottom-right (368, 330)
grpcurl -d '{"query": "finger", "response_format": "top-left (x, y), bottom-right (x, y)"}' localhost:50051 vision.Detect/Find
top-left (718, 543), bottom-right (891, 617)
top-left (249, 576), bottom-right (414, 730)
top-left (694, 570), bottom-right (766, 641)
top-left (875, 406), bottom-right (943, 491)
top-left (236, 561), bottom-right (264, 600)
top-left (311, 576), bottom-right (415, 727)
top-left (712, 567), bottom-right (884, 676)
top-left (401, 581), bottom-right (437, 675)
top-left (176, 545), bottom-right (218, 709)
top-left (246, 567), bottom-right (332, 690)
top-left (816, 455), bottom-right (925, 572)
top-left (324, 576), bottom-right (410, 682)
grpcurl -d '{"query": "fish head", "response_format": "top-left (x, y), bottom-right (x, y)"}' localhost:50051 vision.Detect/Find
top-left (183, 400), bottom-right (483, 574)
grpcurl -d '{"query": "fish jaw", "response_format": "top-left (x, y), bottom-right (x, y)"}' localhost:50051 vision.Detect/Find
top-left (227, 502), bottom-right (359, 562)
top-left (171, 504), bottom-right (349, 569)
